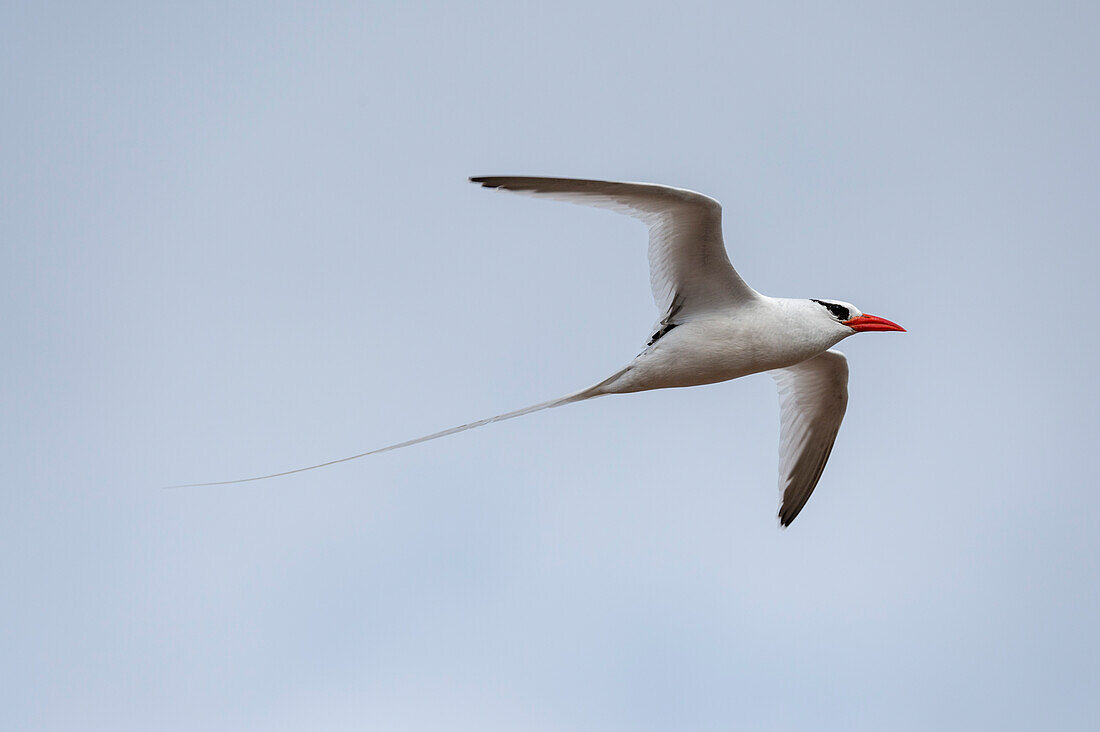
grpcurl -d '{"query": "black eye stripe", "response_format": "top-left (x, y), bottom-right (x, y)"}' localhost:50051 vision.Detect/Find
top-left (812, 300), bottom-right (851, 321)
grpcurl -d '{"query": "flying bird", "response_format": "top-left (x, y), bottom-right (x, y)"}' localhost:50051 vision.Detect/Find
top-left (177, 177), bottom-right (904, 525)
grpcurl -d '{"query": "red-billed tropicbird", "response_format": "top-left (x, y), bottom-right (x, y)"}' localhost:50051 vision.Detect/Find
top-left (178, 177), bottom-right (904, 525)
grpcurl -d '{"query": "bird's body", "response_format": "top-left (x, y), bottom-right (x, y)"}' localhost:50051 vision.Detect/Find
top-left (605, 299), bottom-right (852, 394)
top-left (175, 176), bottom-right (904, 526)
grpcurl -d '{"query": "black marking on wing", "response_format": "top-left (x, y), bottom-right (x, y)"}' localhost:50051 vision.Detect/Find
top-left (647, 292), bottom-right (687, 346)
top-left (648, 321), bottom-right (679, 346)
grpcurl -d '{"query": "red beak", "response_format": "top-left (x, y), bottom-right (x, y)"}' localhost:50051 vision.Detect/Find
top-left (843, 314), bottom-right (906, 332)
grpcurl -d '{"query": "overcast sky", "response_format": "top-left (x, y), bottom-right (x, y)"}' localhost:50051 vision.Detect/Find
top-left (3, 2), bottom-right (1098, 730)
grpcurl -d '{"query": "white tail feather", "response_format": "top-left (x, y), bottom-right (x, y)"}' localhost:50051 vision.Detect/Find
top-left (164, 374), bottom-right (625, 489)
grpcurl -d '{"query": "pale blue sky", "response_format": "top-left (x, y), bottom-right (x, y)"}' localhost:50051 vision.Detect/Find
top-left (3, 2), bottom-right (1098, 730)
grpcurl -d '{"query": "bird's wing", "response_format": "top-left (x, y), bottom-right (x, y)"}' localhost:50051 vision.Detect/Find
top-left (471, 176), bottom-right (759, 322)
top-left (770, 349), bottom-right (849, 526)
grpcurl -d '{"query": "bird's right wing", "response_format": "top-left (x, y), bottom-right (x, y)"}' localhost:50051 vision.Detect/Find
top-left (771, 350), bottom-right (850, 526)
top-left (471, 177), bottom-right (759, 323)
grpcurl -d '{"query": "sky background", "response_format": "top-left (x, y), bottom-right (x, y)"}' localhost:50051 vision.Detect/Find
top-left (3, 2), bottom-right (1098, 730)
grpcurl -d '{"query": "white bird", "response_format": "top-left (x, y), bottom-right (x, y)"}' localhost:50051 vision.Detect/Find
top-left (177, 177), bottom-right (904, 526)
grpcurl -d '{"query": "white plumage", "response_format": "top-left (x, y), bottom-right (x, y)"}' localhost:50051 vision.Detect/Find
top-left (175, 176), bottom-right (904, 527)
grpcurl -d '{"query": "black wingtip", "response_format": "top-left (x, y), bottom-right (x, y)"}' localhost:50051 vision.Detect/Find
top-left (470, 176), bottom-right (515, 190)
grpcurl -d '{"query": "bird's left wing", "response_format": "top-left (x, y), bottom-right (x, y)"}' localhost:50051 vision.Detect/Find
top-left (771, 350), bottom-right (849, 526)
top-left (470, 176), bottom-right (759, 323)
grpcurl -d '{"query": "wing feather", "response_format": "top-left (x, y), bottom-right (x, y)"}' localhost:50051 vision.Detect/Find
top-left (770, 350), bottom-right (850, 526)
top-left (470, 176), bottom-right (758, 321)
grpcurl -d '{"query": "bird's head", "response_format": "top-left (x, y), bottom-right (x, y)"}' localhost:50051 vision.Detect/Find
top-left (810, 299), bottom-right (906, 335)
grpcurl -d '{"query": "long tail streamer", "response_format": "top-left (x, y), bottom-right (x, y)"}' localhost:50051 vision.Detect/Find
top-left (165, 384), bottom-right (609, 489)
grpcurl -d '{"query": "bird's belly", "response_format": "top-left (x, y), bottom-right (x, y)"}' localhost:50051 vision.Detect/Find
top-left (605, 319), bottom-right (831, 394)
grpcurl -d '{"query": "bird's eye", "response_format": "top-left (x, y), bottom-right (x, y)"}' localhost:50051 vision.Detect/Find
top-left (812, 300), bottom-right (851, 321)
top-left (831, 304), bottom-right (851, 321)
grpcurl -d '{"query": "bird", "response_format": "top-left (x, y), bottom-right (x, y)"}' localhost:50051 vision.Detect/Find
top-left (175, 176), bottom-right (904, 526)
